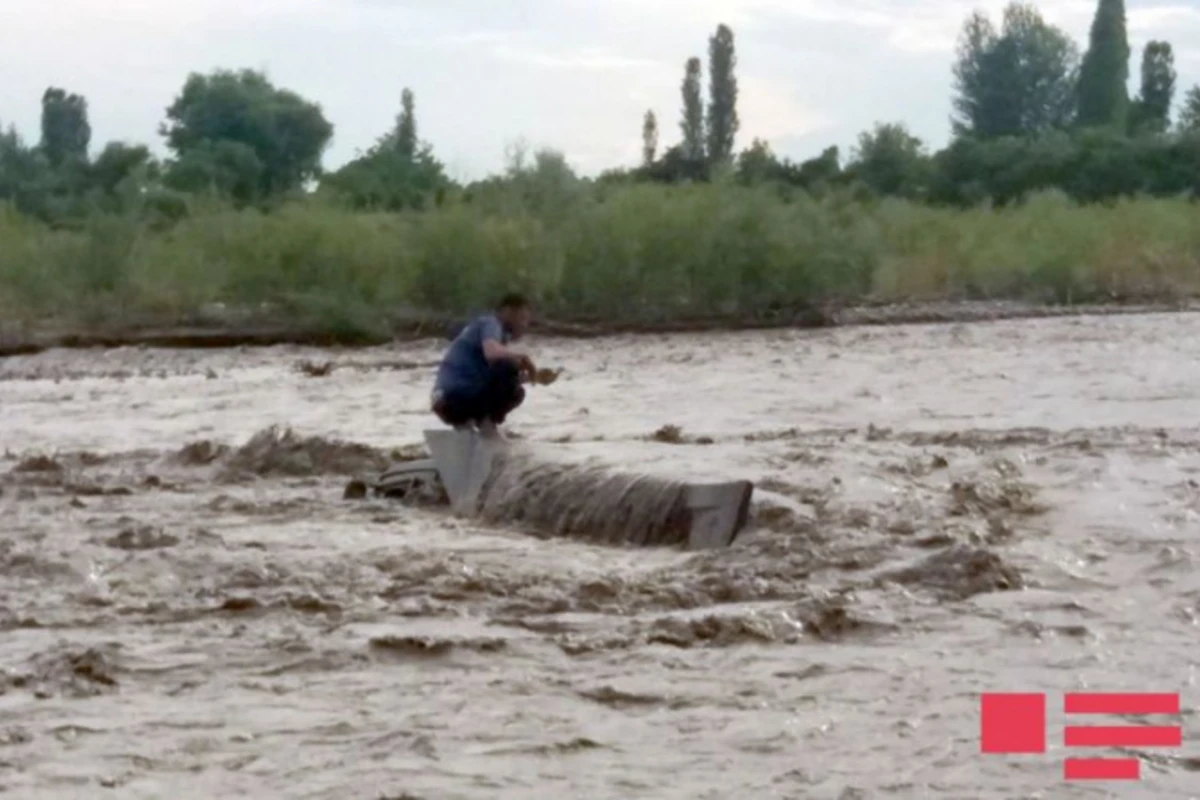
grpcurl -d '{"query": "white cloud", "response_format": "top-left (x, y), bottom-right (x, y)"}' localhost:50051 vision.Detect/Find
top-left (739, 76), bottom-right (837, 141)
top-left (1130, 5), bottom-right (1200, 32)
top-left (485, 43), bottom-right (665, 72)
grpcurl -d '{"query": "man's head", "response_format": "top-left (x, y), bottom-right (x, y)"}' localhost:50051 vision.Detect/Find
top-left (496, 293), bottom-right (532, 339)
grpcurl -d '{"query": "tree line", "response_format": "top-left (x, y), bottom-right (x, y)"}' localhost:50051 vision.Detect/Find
top-left (3, 0), bottom-right (1200, 229)
top-left (628, 1), bottom-right (1200, 204)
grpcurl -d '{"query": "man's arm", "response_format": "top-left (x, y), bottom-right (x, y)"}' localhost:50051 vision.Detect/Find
top-left (480, 319), bottom-right (535, 374)
top-left (481, 337), bottom-right (521, 363)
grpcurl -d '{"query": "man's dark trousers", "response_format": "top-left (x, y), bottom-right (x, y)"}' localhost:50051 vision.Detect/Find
top-left (434, 359), bottom-right (525, 427)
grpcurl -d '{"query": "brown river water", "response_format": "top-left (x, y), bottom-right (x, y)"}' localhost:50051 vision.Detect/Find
top-left (2, 313), bottom-right (1199, 799)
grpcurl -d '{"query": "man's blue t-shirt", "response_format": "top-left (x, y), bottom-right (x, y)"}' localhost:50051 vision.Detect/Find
top-left (433, 314), bottom-right (509, 397)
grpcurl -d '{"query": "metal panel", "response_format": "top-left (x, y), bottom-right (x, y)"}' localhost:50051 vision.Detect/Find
top-left (423, 428), bottom-right (507, 514)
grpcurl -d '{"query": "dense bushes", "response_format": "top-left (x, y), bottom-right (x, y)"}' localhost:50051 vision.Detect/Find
top-left (3, 183), bottom-right (1199, 336)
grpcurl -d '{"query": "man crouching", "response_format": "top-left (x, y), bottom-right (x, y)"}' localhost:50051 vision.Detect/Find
top-left (430, 293), bottom-right (536, 439)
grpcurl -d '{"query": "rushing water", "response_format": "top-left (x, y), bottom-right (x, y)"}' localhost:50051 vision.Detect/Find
top-left (2, 313), bottom-right (1199, 799)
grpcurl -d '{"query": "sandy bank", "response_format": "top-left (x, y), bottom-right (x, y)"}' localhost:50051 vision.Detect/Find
top-left (2, 298), bottom-right (1197, 357)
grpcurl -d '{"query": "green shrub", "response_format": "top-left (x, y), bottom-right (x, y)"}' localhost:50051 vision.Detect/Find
top-left (2, 184), bottom-right (1199, 335)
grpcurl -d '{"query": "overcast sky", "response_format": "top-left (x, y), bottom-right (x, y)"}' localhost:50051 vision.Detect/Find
top-left (1, 0), bottom-right (1198, 180)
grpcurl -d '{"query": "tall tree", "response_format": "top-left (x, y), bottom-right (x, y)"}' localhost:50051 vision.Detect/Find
top-left (395, 88), bottom-right (417, 158)
top-left (796, 146), bottom-right (842, 188)
top-left (952, 12), bottom-right (1001, 136)
top-left (642, 110), bottom-right (658, 167)
top-left (850, 122), bottom-right (931, 198)
top-left (706, 24), bottom-right (739, 163)
top-left (321, 88), bottom-right (448, 211)
top-left (1178, 85), bottom-right (1200, 133)
top-left (1130, 42), bottom-right (1175, 134)
top-left (162, 69), bottom-right (333, 200)
top-left (40, 87), bottom-right (91, 167)
top-left (90, 142), bottom-right (154, 195)
top-left (1076, 0), bottom-right (1130, 129)
top-left (680, 57), bottom-right (705, 162)
top-left (0, 123), bottom-right (50, 213)
top-left (736, 138), bottom-right (777, 183)
top-left (164, 140), bottom-right (265, 204)
top-left (951, 4), bottom-right (1079, 139)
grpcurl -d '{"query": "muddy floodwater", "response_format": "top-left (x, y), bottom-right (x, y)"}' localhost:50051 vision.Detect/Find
top-left (3, 313), bottom-right (1200, 799)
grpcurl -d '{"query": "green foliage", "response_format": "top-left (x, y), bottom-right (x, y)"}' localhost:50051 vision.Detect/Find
top-left (1077, 0), bottom-right (1130, 129)
top-left (849, 124), bottom-right (931, 199)
top-left (1131, 42), bottom-right (1175, 134)
top-left (164, 139), bottom-right (264, 204)
top-left (89, 143), bottom-right (155, 198)
top-left (5, 186), bottom-right (1200, 335)
top-left (642, 110), bottom-right (658, 167)
top-left (795, 147), bottom-right (843, 189)
top-left (3, 92), bottom-right (165, 226)
top-left (0, 124), bottom-right (52, 218)
top-left (736, 139), bottom-right (777, 184)
top-left (466, 145), bottom-right (585, 223)
top-left (1177, 86), bottom-right (1200, 133)
top-left (930, 129), bottom-right (1200, 205)
top-left (322, 146), bottom-right (448, 212)
top-left (680, 57), bottom-right (705, 165)
top-left (319, 87), bottom-right (449, 212)
top-left (706, 24), bottom-right (739, 164)
top-left (641, 144), bottom-right (709, 184)
top-left (951, 4), bottom-right (1079, 138)
top-left (394, 89), bottom-right (418, 159)
top-left (731, 141), bottom-right (842, 194)
top-left (40, 88), bottom-right (91, 168)
top-left (161, 69), bottom-right (333, 202)
top-left (321, 89), bottom-right (449, 212)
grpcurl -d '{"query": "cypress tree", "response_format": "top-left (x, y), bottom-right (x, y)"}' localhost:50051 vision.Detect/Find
top-left (1131, 42), bottom-right (1175, 134)
top-left (1076, 0), bottom-right (1130, 129)
top-left (642, 110), bottom-right (658, 167)
top-left (40, 87), bottom-right (91, 167)
top-left (396, 88), bottom-right (417, 158)
top-left (706, 24), bottom-right (739, 163)
top-left (680, 57), bottom-right (705, 162)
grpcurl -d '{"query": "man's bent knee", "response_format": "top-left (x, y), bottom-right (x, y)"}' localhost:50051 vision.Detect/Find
top-left (434, 392), bottom-right (477, 427)
top-left (487, 385), bottom-right (524, 425)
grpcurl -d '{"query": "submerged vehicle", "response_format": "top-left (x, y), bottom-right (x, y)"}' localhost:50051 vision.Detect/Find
top-left (370, 429), bottom-right (754, 550)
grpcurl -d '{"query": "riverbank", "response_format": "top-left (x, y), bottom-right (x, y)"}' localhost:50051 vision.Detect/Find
top-left (2, 298), bottom-right (1197, 357)
top-left (6, 187), bottom-right (1200, 357)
